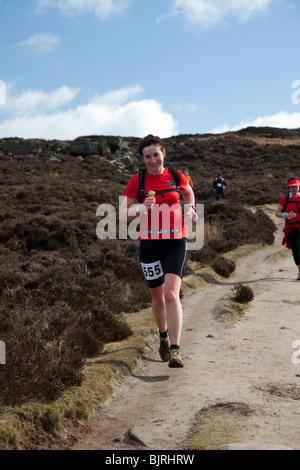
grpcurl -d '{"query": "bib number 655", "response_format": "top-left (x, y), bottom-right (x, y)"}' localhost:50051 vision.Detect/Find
top-left (141, 261), bottom-right (163, 281)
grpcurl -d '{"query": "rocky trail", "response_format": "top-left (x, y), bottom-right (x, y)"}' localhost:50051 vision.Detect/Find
top-left (71, 213), bottom-right (300, 451)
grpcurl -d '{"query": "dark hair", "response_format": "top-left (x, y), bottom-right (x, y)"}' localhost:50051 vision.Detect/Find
top-left (138, 134), bottom-right (164, 156)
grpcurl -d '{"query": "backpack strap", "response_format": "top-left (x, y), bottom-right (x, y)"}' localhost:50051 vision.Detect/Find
top-left (283, 193), bottom-right (290, 212)
top-left (138, 166), bottom-right (181, 203)
top-left (138, 168), bottom-right (147, 203)
top-left (153, 166), bottom-right (181, 198)
top-left (166, 166), bottom-right (181, 190)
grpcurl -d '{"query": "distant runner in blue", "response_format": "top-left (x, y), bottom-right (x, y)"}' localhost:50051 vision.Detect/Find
top-left (213, 173), bottom-right (227, 200)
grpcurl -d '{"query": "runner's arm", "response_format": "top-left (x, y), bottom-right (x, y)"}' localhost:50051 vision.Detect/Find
top-left (181, 183), bottom-right (195, 206)
top-left (180, 184), bottom-right (198, 221)
top-left (275, 203), bottom-right (296, 220)
top-left (275, 204), bottom-right (284, 218)
top-left (275, 204), bottom-right (297, 219)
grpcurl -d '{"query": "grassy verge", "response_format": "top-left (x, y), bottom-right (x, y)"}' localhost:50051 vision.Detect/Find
top-left (0, 307), bottom-right (157, 450)
top-left (182, 402), bottom-right (258, 450)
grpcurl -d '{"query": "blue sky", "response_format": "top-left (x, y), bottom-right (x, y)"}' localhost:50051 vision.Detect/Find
top-left (0, 0), bottom-right (300, 139)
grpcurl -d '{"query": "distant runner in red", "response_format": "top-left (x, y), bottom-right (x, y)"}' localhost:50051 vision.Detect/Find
top-left (184, 170), bottom-right (194, 187)
top-left (275, 177), bottom-right (300, 280)
top-left (120, 135), bottom-right (198, 368)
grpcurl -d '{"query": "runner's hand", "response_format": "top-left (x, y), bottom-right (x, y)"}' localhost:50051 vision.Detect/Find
top-left (185, 206), bottom-right (198, 222)
top-left (144, 196), bottom-right (156, 211)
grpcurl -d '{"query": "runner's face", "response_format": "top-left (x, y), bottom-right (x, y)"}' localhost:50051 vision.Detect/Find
top-left (289, 186), bottom-right (299, 197)
top-left (142, 144), bottom-right (165, 175)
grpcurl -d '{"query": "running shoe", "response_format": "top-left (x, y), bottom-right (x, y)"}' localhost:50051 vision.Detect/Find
top-left (168, 348), bottom-right (184, 368)
top-left (297, 270), bottom-right (300, 280)
top-left (159, 336), bottom-right (170, 362)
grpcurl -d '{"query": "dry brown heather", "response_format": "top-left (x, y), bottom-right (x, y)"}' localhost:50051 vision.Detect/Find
top-left (0, 126), bottom-right (299, 405)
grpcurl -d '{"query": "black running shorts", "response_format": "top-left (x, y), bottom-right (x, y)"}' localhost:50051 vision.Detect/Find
top-left (287, 227), bottom-right (300, 266)
top-left (139, 238), bottom-right (187, 288)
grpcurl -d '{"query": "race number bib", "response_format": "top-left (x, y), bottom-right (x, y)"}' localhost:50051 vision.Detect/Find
top-left (141, 261), bottom-right (163, 281)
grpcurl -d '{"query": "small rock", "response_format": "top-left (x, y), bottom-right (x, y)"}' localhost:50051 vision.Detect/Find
top-left (124, 428), bottom-right (147, 447)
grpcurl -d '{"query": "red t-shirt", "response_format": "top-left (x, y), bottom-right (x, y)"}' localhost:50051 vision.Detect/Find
top-left (278, 193), bottom-right (300, 226)
top-left (123, 168), bottom-right (188, 240)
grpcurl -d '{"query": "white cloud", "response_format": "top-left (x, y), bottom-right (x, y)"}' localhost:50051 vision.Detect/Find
top-left (0, 85), bottom-right (178, 139)
top-left (211, 111), bottom-right (300, 134)
top-left (36, 0), bottom-right (133, 20)
top-left (3, 85), bottom-right (80, 115)
top-left (159, 0), bottom-right (276, 29)
top-left (93, 85), bottom-right (144, 106)
top-left (17, 33), bottom-right (61, 54)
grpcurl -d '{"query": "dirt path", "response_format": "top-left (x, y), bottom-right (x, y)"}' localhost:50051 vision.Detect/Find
top-left (72, 213), bottom-right (300, 450)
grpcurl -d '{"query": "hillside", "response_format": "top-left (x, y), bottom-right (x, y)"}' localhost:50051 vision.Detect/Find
top-left (0, 126), bottom-right (299, 413)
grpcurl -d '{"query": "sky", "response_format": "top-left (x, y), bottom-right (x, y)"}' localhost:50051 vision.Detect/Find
top-left (0, 0), bottom-right (300, 140)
